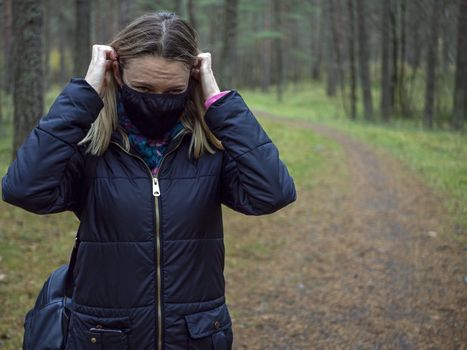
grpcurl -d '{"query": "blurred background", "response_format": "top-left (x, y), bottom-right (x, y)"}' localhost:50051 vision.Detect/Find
top-left (0, 0), bottom-right (466, 349)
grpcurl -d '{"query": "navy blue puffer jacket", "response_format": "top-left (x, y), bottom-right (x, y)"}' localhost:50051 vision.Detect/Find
top-left (2, 79), bottom-right (297, 350)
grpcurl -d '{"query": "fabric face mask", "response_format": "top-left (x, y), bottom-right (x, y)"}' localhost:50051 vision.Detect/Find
top-left (119, 78), bottom-right (193, 139)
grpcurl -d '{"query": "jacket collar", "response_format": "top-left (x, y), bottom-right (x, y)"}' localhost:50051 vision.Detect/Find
top-left (110, 125), bottom-right (191, 155)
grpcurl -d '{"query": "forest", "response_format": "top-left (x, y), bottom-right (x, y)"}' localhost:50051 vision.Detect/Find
top-left (1, 0), bottom-right (466, 155)
top-left (0, 1), bottom-right (466, 349)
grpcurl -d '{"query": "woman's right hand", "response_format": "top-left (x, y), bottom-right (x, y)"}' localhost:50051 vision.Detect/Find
top-left (84, 45), bottom-right (118, 98)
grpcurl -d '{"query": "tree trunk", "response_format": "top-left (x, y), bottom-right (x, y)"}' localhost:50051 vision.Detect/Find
top-left (390, 3), bottom-right (398, 112)
top-left (290, 11), bottom-right (301, 86)
top-left (440, 5), bottom-right (451, 72)
top-left (398, 0), bottom-right (410, 115)
top-left (44, 0), bottom-right (51, 92)
top-left (187, 0), bottom-right (197, 30)
top-left (12, 0), bottom-right (45, 159)
top-left (58, 6), bottom-right (68, 84)
top-left (0, 0), bottom-right (4, 137)
top-left (452, 0), bottom-right (467, 131)
top-left (405, 0), bottom-right (424, 113)
top-left (207, 3), bottom-right (223, 75)
top-left (220, 0), bottom-right (239, 88)
top-left (93, 0), bottom-right (117, 44)
top-left (424, 0), bottom-right (442, 129)
top-left (311, 0), bottom-right (324, 80)
top-left (329, 0), bottom-right (343, 89)
top-left (347, 0), bottom-right (357, 120)
top-left (273, 0), bottom-right (283, 102)
top-left (0, 87), bottom-right (3, 138)
top-left (118, 0), bottom-right (132, 29)
top-left (2, 0), bottom-right (13, 93)
top-left (74, 0), bottom-right (91, 77)
top-left (381, 0), bottom-right (392, 122)
top-left (409, 1), bottom-right (423, 71)
top-left (330, 0), bottom-right (349, 116)
top-left (324, 0), bottom-right (337, 97)
top-left (174, 0), bottom-right (183, 17)
top-left (261, 3), bottom-right (272, 92)
top-left (356, 0), bottom-right (373, 120)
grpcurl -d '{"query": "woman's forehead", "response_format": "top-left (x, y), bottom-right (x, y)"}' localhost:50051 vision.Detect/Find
top-left (123, 55), bottom-right (190, 87)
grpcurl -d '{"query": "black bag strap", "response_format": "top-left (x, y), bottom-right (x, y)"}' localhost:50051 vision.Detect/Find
top-left (64, 152), bottom-right (99, 299)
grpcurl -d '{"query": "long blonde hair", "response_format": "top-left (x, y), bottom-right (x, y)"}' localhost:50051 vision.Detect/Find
top-left (78, 11), bottom-right (224, 158)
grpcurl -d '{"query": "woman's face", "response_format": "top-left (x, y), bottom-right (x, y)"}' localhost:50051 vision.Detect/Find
top-left (114, 55), bottom-right (191, 94)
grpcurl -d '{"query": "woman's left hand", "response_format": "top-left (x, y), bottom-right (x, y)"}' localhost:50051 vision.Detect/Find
top-left (191, 52), bottom-right (221, 101)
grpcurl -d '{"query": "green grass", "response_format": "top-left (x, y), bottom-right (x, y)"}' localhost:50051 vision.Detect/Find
top-left (255, 116), bottom-right (346, 192)
top-left (240, 81), bottom-right (344, 123)
top-left (241, 81), bottom-right (467, 242)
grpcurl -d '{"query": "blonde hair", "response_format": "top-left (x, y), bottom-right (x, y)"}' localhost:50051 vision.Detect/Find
top-left (78, 11), bottom-right (224, 158)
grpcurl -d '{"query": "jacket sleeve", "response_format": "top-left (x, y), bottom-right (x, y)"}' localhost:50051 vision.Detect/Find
top-left (1, 78), bottom-right (104, 215)
top-left (204, 90), bottom-right (297, 216)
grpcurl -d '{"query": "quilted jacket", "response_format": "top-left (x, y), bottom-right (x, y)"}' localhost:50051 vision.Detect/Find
top-left (1, 78), bottom-right (297, 350)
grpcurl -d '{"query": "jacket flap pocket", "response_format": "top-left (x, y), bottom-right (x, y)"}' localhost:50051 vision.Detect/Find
top-left (68, 310), bottom-right (131, 350)
top-left (86, 328), bottom-right (130, 347)
top-left (184, 303), bottom-right (232, 339)
top-left (73, 310), bottom-right (131, 330)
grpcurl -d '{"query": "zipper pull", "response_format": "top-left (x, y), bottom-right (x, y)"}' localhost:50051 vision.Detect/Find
top-left (152, 177), bottom-right (161, 196)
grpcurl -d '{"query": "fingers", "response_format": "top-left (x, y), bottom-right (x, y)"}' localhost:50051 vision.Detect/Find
top-left (85, 44), bottom-right (119, 97)
top-left (93, 44), bottom-right (117, 60)
top-left (92, 45), bottom-right (118, 69)
top-left (191, 52), bottom-right (220, 101)
top-left (191, 53), bottom-right (212, 83)
top-left (196, 52), bottom-right (212, 71)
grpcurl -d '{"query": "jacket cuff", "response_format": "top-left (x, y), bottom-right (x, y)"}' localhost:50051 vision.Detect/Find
top-left (204, 90), bottom-right (231, 110)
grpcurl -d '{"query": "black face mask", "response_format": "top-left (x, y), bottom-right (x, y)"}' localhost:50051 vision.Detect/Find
top-left (119, 78), bottom-right (193, 139)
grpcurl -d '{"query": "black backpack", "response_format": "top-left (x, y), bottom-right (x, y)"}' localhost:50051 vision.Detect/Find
top-left (21, 152), bottom-right (99, 350)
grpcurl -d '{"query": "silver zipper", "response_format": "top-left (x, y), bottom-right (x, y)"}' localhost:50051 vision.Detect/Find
top-left (110, 128), bottom-right (187, 350)
top-left (153, 177), bottom-right (160, 196)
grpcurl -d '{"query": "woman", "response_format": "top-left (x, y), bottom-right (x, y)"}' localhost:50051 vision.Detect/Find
top-left (2, 11), bottom-right (296, 350)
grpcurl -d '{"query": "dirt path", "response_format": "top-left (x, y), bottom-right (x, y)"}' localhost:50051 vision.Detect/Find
top-left (223, 113), bottom-right (466, 350)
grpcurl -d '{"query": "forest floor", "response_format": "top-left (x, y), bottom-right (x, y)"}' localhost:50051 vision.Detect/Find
top-left (223, 113), bottom-right (466, 350)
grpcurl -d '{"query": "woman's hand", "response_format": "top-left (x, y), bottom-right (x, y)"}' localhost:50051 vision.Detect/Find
top-left (191, 52), bottom-right (221, 101)
top-left (84, 45), bottom-right (118, 98)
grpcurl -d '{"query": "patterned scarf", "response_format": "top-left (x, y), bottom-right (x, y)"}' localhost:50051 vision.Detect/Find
top-left (116, 90), bottom-right (185, 175)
